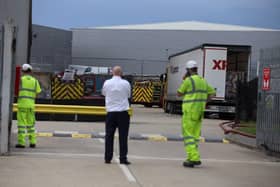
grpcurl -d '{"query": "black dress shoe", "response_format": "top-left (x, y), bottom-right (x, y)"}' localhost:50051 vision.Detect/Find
top-left (105, 160), bottom-right (111, 164)
top-left (183, 161), bottom-right (194, 168)
top-left (30, 144), bottom-right (36, 148)
top-left (120, 160), bottom-right (131, 165)
top-left (15, 144), bottom-right (25, 148)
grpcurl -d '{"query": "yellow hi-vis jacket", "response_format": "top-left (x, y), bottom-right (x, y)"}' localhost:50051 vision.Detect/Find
top-left (17, 75), bottom-right (41, 109)
top-left (177, 75), bottom-right (216, 112)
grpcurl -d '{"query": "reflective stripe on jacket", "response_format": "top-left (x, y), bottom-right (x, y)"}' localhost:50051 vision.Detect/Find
top-left (177, 75), bottom-right (215, 112)
top-left (17, 75), bottom-right (41, 108)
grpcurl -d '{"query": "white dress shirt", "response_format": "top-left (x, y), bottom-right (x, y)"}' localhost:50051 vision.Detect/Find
top-left (102, 76), bottom-right (131, 112)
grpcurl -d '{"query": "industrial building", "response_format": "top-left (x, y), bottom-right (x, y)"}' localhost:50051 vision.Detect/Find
top-left (30, 24), bottom-right (72, 72)
top-left (71, 21), bottom-right (280, 79)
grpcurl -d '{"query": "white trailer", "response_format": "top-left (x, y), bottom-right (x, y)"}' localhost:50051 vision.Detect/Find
top-left (164, 44), bottom-right (251, 116)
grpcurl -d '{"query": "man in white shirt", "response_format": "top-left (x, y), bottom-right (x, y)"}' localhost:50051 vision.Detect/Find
top-left (102, 66), bottom-right (131, 165)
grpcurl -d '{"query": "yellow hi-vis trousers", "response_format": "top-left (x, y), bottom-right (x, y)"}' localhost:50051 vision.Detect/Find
top-left (182, 111), bottom-right (203, 162)
top-left (17, 108), bottom-right (36, 146)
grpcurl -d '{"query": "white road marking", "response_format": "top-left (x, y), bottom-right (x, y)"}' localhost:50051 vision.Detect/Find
top-left (11, 151), bottom-right (103, 158)
top-left (12, 129), bottom-right (38, 133)
top-left (202, 158), bottom-right (280, 165)
top-left (129, 155), bottom-right (280, 166)
top-left (98, 138), bottom-right (136, 183)
top-left (98, 138), bottom-right (105, 143)
top-left (10, 152), bottom-right (280, 166)
top-left (54, 131), bottom-right (78, 134)
top-left (99, 132), bottom-right (105, 136)
top-left (114, 158), bottom-right (136, 183)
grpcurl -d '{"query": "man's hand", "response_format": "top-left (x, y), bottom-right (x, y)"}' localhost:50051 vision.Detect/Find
top-left (177, 91), bottom-right (184, 97)
top-left (207, 93), bottom-right (216, 102)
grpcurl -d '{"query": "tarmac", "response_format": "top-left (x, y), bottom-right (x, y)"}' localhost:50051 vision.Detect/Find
top-left (1, 105), bottom-right (280, 187)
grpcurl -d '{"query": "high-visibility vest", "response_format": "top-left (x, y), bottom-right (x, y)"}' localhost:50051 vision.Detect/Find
top-left (17, 75), bottom-right (41, 108)
top-left (177, 75), bottom-right (215, 112)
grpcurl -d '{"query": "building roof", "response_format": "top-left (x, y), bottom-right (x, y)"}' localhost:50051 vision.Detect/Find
top-left (76, 21), bottom-right (279, 31)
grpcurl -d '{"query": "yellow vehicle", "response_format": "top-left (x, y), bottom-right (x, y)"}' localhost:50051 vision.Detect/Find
top-left (132, 79), bottom-right (163, 107)
top-left (51, 75), bottom-right (84, 100)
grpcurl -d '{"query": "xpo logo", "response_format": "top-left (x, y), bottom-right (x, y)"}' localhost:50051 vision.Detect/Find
top-left (212, 60), bottom-right (227, 70)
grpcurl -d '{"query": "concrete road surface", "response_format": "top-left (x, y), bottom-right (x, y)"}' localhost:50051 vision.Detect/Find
top-left (1, 105), bottom-right (279, 187)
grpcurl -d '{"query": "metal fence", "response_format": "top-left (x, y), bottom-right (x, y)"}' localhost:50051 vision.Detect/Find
top-left (236, 77), bottom-right (258, 121)
top-left (257, 46), bottom-right (280, 153)
top-left (30, 55), bottom-right (71, 73)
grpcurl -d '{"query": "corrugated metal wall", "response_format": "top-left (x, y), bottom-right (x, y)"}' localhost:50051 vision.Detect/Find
top-left (30, 25), bottom-right (72, 72)
top-left (72, 29), bottom-right (280, 78)
top-left (257, 46), bottom-right (280, 153)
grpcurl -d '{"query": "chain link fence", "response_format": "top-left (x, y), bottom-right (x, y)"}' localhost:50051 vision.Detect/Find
top-left (30, 55), bottom-right (71, 73)
top-left (72, 57), bottom-right (167, 75)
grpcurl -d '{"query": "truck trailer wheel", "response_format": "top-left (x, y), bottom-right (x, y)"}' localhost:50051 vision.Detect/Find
top-left (164, 101), bottom-right (170, 113)
top-left (166, 102), bottom-right (176, 114)
top-left (219, 113), bottom-right (235, 120)
top-left (170, 103), bottom-right (176, 114)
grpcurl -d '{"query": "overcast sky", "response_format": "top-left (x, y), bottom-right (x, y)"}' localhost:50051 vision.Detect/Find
top-left (32, 0), bottom-right (280, 29)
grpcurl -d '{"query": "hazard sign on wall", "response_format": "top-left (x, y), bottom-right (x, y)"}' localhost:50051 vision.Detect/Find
top-left (262, 67), bottom-right (271, 91)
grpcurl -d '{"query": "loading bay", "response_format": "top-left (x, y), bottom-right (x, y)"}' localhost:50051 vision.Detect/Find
top-left (1, 105), bottom-right (279, 187)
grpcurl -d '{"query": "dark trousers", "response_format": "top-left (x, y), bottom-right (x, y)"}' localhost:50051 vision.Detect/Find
top-left (105, 111), bottom-right (130, 162)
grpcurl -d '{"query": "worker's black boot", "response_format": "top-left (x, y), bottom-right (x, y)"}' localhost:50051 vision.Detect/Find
top-left (191, 161), bottom-right (202, 166)
top-left (15, 144), bottom-right (25, 148)
top-left (183, 161), bottom-right (194, 168)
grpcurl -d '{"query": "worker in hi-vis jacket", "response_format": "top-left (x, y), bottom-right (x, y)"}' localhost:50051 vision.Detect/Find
top-left (177, 60), bottom-right (216, 167)
top-left (16, 64), bottom-right (41, 148)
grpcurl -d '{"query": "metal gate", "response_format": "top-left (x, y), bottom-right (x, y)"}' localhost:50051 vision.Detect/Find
top-left (257, 46), bottom-right (280, 153)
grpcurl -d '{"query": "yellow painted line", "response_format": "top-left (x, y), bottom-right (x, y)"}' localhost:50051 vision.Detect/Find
top-left (148, 135), bottom-right (168, 142)
top-left (199, 137), bottom-right (206, 143)
top-left (37, 132), bottom-right (53, 137)
top-left (72, 133), bottom-right (92, 139)
top-left (223, 138), bottom-right (230, 144)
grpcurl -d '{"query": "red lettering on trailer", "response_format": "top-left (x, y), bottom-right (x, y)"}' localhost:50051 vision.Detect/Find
top-left (212, 60), bottom-right (227, 70)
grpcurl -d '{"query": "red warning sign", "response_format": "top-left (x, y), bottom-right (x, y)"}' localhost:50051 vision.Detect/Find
top-left (262, 68), bottom-right (271, 91)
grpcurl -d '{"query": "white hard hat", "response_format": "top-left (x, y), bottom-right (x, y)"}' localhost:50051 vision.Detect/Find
top-left (186, 60), bottom-right (198, 69)
top-left (22, 63), bottom-right (32, 71)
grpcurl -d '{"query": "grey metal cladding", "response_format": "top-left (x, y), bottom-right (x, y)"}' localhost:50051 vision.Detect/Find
top-left (30, 25), bottom-right (72, 72)
top-left (72, 29), bottom-right (280, 78)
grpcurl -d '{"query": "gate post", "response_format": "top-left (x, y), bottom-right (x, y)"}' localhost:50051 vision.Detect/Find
top-left (0, 21), bottom-right (16, 155)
